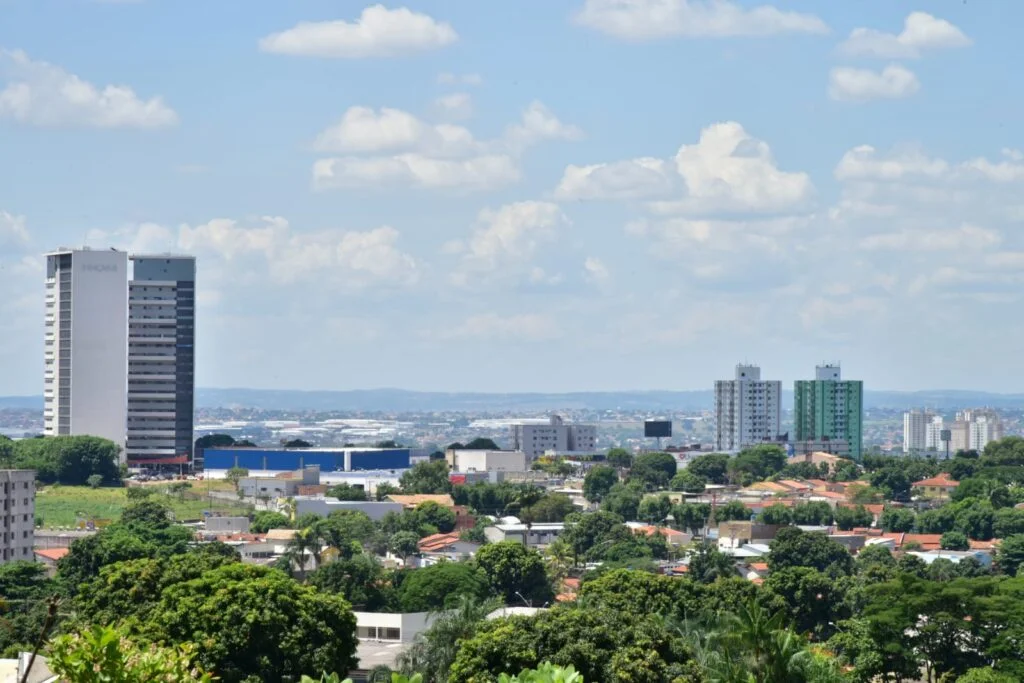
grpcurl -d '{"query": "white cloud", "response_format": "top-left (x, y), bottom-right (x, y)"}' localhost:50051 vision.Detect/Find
top-left (0, 49), bottom-right (177, 128)
top-left (555, 158), bottom-right (675, 200)
top-left (858, 223), bottom-right (1000, 251)
top-left (259, 4), bottom-right (457, 58)
top-left (313, 101), bottom-right (580, 192)
top-left (460, 201), bottom-right (569, 271)
top-left (583, 257), bottom-right (610, 283)
top-left (313, 154), bottom-right (519, 191)
top-left (558, 122), bottom-right (811, 214)
top-left (835, 145), bottom-right (1024, 183)
top-left (433, 92), bottom-right (473, 120)
top-left (442, 313), bottom-right (562, 342)
top-left (504, 101), bottom-right (584, 147)
top-left (828, 64), bottom-right (920, 102)
top-left (0, 211), bottom-right (29, 245)
top-left (573, 0), bottom-right (828, 40)
top-left (839, 11), bottom-right (971, 59)
top-left (437, 72), bottom-right (482, 86)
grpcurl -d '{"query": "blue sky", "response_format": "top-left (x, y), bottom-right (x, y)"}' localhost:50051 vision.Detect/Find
top-left (1, 0), bottom-right (1022, 395)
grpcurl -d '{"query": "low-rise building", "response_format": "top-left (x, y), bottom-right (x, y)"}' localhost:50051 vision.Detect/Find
top-left (912, 474), bottom-right (959, 501)
top-left (239, 466), bottom-right (321, 499)
top-left (204, 516), bottom-right (250, 535)
top-left (484, 521), bottom-right (564, 547)
top-left (717, 522), bottom-right (783, 550)
top-left (417, 532), bottom-right (480, 560)
top-left (293, 497), bottom-right (403, 521)
top-left (385, 494), bottom-right (455, 510)
top-left (909, 549), bottom-right (993, 567)
top-left (350, 611), bottom-right (435, 680)
top-left (446, 449), bottom-right (528, 473)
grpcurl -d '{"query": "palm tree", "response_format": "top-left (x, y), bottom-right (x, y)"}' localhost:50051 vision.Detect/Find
top-left (397, 595), bottom-right (502, 683)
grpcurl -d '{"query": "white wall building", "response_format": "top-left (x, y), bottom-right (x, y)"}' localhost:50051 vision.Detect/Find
top-left (925, 415), bottom-right (945, 451)
top-left (510, 415), bottom-right (596, 461)
top-left (446, 449), bottom-right (528, 473)
top-left (292, 498), bottom-right (403, 521)
top-left (968, 413), bottom-right (1004, 452)
top-left (714, 364), bottom-right (781, 452)
top-left (44, 248), bottom-right (128, 451)
top-left (1, 471), bottom-right (35, 564)
top-left (903, 410), bottom-right (935, 453)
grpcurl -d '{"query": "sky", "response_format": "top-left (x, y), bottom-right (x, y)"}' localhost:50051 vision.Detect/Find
top-left (1, 0), bottom-right (1022, 395)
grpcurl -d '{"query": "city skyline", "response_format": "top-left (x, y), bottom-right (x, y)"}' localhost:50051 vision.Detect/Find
top-left (3, 2), bottom-right (1023, 395)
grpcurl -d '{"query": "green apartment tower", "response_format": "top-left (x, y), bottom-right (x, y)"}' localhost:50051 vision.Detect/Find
top-left (793, 364), bottom-right (864, 461)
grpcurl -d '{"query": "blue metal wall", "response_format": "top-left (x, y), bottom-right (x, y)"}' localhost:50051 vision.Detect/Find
top-left (204, 448), bottom-right (410, 471)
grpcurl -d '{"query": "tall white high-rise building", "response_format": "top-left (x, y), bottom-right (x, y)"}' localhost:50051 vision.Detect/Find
top-left (926, 416), bottom-right (945, 451)
top-left (714, 364), bottom-right (781, 452)
top-left (967, 413), bottom-right (1004, 453)
top-left (126, 256), bottom-right (196, 468)
top-left (903, 410), bottom-right (935, 453)
top-left (44, 248), bottom-right (128, 449)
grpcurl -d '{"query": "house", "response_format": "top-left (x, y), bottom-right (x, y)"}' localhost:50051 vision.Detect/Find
top-left (718, 522), bottom-right (783, 550)
top-left (417, 532), bottom-right (480, 559)
top-left (912, 474), bottom-right (959, 501)
top-left (350, 611), bottom-right (434, 680)
top-left (386, 494), bottom-right (456, 510)
top-left (744, 561), bottom-right (770, 581)
top-left (828, 534), bottom-right (866, 553)
top-left (627, 523), bottom-right (692, 547)
top-left (908, 549), bottom-right (993, 568)
top-left (484, 521), bottom-right (564, 547)
top-left (203, 516), bottom-right (251, 535)
top-left (33, 548), bottom-right (68, 577)
top-left (786, 451), bottom-right (845, 471)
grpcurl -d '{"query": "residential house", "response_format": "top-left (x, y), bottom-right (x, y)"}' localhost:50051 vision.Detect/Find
top-left (718, 522), bottom-right (783, 550)
top-left (33, 548), bottom-right (68, 577)
top-left (484, 521), bottom-right (564, 547)
top-left (417, 532), bottom-right (480, 560)
top-left (912, 474), bottom-right (959, 501)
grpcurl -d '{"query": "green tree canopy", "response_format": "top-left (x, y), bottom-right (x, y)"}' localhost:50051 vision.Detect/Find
top-left (400, 460), bottom-right (452, 494)
top-left (629, 452), bottom-right (677, 489)
top-left (2, 436), bottom-right (121, 485)
top-left (474, 541), bottom-right (554, 606)
top-left (250, 510), bottom-right (291, 533)
top-left (605, 448), bottom-right (633, 469)
top-left (397, 561), bottom-right (490, 612)
top-left (767, 527), bottom-right (854, 575)
top-left (686, 453), bottom-right (731, 485)
top-left (582, 466), bottom-right (617, 503)
top-left (326, 483), bottom-right (368, 501)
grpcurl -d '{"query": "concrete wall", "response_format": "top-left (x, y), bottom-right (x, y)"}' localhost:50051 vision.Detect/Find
top-left (294, 498), bottom-right (402, 521)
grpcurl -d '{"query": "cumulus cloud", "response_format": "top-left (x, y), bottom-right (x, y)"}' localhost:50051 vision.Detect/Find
top-left (433, 92), bottom-right (473, 120)
top-left (839, 11), bottom-right (971, 59)
top-left (313, 101), bottom-right (580, 192)
top-left (0, 49), bottom-right (177, 128)
top-left (835, 145), bottom-right (1024, 183)
top-left (0, 211), bottom-right (29, 245)
top-left (583, 257), bottom-right (610, 284)
top-left (459, 201), bottom-right (569, 271)
top-left (828, 64), bottom-right (920, 102)
top-left (259, 4), bottom-right (457, 58)
top-left (563, 122), bottom-right (812, 214)
top-left (573, 0), bottom-right (828, 40)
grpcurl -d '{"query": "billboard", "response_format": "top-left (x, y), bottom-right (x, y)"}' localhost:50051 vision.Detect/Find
top-left (644, 420), bottom-right (672, 438)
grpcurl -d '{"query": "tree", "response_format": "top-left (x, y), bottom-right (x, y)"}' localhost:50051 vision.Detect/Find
top-left (768, 527), bottom-right (854, 575)
top-left (398, 561), bottom-right (491, 612)
top-left (582, 465), bottom-right (617, 503)
top-left (464, 438), bottom-right (500, 450)
top-left (251, 510), bottom-right (291, 533)
top-left (326, 483), bottom-right (367, 501)
top-left (759, 504), bottom-right (793, 526)
top-left (520, 494), bottom-right (576, 524)
top-left (600, 483), bottom-right (642, 521)
top-left (7, 436), bottom-right (121, 485)
top-left (48, 626), bottom-right (213, 683)
top-left (716, 500), bottom-right (753, 522)
top-left (791, 501), bottom-right (833, 526)
top-left (997, 534), bottom-right (1024, 576)
top-left (953, 499), bottom-right (996, 540)
top-left (637, 494), bottom-right (672, 524)
top-left (941, 531), bottom-right (970, 551)
top-left (606, 448), bottom-right (633, 469)
top-left (224, 466), bottom-right (249, 487)
top-left (728, 445), bottom-right (787, 484)
top-left (308, 554), bottom-right (391, 611)
top-left (763, 566), bottom-right (849, 639)
top-left (195, 434), bottom-right (235, 450)
top-left (0, 561), bottom-right (57, 656)
top-left (879, 506), bottom-right (916, 533)
top-left (87, 473), bottom-right (103, 489)
top-left (149, 564), bottom-right (357, 683)
top-left (687, 453), bottom-right (731, 485)
top-left (474, 541), bottom-right (553, 606)
top-left (561, 511), bottom-right (625, 565)
top-left (389, 531), bottom-right (421, 561)
top-left (398, 596), bottom-right (501, 683)
top-left (400, 460), bottom-right (452, 494)
top-left (688, 543), bottom-right (739, 584)
top-left (375, 482), bottom-right (401, 501)
top-left (916, 506), bottom-right (957, 534)
top-left (284, 439), bottom-right (313, 448)
top-left (834, 505), bottom-right (872, 531)
top-left (414, 501), bottom-right (457, 533)
top-left (629, 452), bottom-right (677, 489)
top-left (673, 503), bottom-right (711, 537)
top-left (669, 470), bottom-right (706, 493)
top-left (869, 467), bottom-right (912, 500)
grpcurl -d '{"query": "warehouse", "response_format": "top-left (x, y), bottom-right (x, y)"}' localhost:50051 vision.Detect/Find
top-left (203, 447), bottom-right (426, 472)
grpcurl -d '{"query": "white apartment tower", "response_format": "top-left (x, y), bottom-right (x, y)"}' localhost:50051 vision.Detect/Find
top-left (903, 410), bottom-right (935, 453)
top-left (44, 248), bottom-right (128, 449)
top-left (1, 470), bottom-right (36, 564)
top-left (510, 415), bottom-right (597, 461)
top-left (126, 256), bottom-right (196, 468)
top-left (714, 364), bottom-right (782, 452)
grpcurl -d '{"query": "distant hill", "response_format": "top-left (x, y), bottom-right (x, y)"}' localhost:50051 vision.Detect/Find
top-left (2, 388), bottom-right (1023, 413)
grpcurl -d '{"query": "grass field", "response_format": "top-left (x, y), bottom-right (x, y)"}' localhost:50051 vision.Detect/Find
top-left (35, 484), bottom-right (252, 529)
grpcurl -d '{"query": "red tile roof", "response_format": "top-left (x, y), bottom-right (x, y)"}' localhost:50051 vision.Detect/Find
top-left (969, 539), bottom-right (1001, 550)
top-left (912, 474), bottom-right (959, 488)
top-left (749, 562), bottom-right (769, 572)
top-left (417, 532), bottom-right (465, 552)
top-left (902, 534), bottom-right (943, 550)
top-left (34, 548), bottom-right (69, 562)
